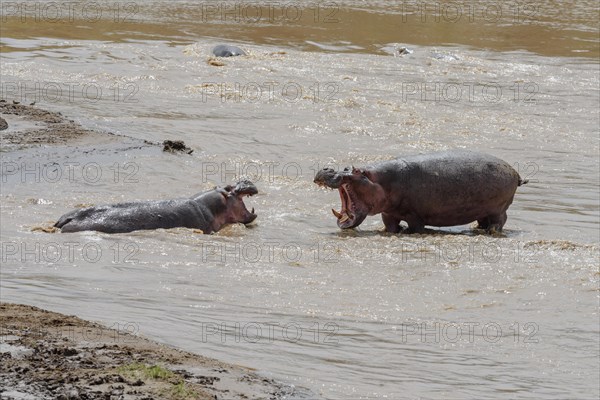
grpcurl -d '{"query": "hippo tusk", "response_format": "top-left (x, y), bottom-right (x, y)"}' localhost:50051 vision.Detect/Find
top-left (332, 209), bottom-right (342, 219)
top-left (339, 213), bottom-right (350, 223)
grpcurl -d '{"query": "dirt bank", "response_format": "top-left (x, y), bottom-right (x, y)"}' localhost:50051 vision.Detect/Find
top-left (0, 303), bottom-right (300, 399)
top-left (0, 100), bottom-right (112, 147)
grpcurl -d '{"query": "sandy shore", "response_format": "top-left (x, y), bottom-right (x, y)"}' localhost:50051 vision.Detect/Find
top-left (0, 303), bottom-right (299, 400)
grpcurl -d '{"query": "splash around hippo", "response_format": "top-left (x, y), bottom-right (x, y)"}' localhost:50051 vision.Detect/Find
top-left (314, 150), bottom-right (528, 234)
top-left (55, 180), bottom-right (258, 234)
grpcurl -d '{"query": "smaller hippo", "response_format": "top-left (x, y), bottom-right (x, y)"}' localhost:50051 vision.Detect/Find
top-left (55, 180), bottom-right (257, 234)
top-left (314, 150), bottom-right (528, 234)
top-left (212, 45), bottom-right (246, 57)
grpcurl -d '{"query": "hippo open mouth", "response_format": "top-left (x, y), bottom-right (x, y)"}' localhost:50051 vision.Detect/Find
top-left (238, 194), bottom-right (257, 224)
top-left (314, 168), bottom-right (369, 229)
top-left (240, 196), bottom-right (257, 224)
top-left (332, 183), bottom-right (366, 229)
top-left (228, 180), bottom-right (258, 224)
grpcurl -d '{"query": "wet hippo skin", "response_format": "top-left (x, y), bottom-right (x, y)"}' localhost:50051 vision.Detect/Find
top-left (314, 150), bottom-right (528, 233)
top-left (55, 180), bottom-right (257, 234)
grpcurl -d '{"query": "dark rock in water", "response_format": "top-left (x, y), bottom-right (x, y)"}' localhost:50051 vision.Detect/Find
top-left (212, 45), bottom-right (246, 57)
top-left (397, 47), bottom-right (413, 56)
top-left (163, 140), bottom-right (193, 154)
top-left (0, 116), bottom-right (8, 130)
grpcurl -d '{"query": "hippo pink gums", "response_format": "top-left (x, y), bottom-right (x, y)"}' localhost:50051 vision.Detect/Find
top-left (314, 150), bottom-right (528, 233)
top-left (55, 180), bottom-right (257, 234)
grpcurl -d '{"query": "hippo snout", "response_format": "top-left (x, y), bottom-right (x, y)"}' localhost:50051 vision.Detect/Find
top-left (314, 168), bottom-right (344, 188)
top-left (233, 179), bottom-right (258, 196)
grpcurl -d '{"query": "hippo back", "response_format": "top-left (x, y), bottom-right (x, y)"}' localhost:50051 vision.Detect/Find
top-left (55, 198), bottom-right (215, 234)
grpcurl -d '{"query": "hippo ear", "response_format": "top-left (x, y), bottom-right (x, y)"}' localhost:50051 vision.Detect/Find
top-left (352, 166), bottom-right (362, 175)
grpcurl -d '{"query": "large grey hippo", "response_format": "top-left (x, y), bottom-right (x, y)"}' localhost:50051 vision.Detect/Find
top-left (55, 180), bottom-right (257, 234)
top-left (314, 150), bottom-right (528, 233)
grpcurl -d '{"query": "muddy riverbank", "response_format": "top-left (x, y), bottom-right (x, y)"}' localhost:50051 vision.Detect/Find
top-left (0, 303), bottom-right (302, 399)
top-left (0, 100), bottom-right (155, 149)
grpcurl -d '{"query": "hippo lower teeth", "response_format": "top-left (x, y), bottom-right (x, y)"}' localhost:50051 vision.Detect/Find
top-left (339, 213), bottom-right (350, 223)
top-left (332, 209), bottom-right (343, 219)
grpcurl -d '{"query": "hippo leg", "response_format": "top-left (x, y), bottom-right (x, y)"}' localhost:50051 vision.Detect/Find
top-left (382, 213), bottom-right (401, 233)
top-left (404, 215), bottom-right (425, 234)
top-left (480, 211), bottom-right (507, 233)
top-left (476, 216), bottom-right (490, 230)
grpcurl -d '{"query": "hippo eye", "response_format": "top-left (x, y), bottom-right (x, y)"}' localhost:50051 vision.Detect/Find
top-left (216, 188), bottom-right (230, 199)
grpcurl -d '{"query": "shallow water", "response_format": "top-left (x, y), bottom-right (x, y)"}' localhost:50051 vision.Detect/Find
top-left (1, 1), bottom-right (599, 399)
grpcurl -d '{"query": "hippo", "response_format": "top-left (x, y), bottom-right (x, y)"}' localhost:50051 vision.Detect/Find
top-left (55, 180), bottom-right (258, 234)
top-left (212, 45), bottom-right (246, 57)
top-left (314, 150), bottom-right (528, 234)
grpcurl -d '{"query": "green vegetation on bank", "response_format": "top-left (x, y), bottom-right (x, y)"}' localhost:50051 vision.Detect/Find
top-left (117, 363), bottom-right (201, 399)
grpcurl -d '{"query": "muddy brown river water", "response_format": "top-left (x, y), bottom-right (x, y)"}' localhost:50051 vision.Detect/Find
top-left (1, 1), bottom-right (599, 398)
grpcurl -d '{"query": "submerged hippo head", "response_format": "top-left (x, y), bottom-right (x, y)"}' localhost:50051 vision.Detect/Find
top-left (212, 45), bottom-right (246, 57)
top-left (314, 167), bottom-right (386, 229)
top-left (208, 180), bottom-right (258, 230)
